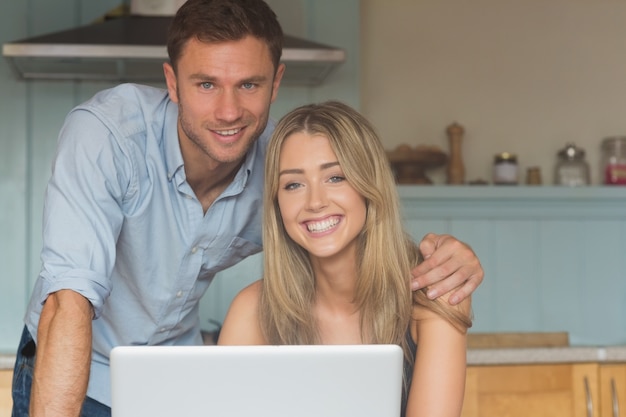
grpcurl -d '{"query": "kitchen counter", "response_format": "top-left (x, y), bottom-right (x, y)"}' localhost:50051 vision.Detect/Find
top-left (0, 355), bottom-right (14, 370)
top-left (467, 346), bottom-right (626, 365)
top-left (2, 346), bottom-right (626, 370)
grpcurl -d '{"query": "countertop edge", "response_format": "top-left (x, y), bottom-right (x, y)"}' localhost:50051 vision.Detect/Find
top-left (1, 355), bottom-right (15, 370)
top-left (468, 346), bottom-right (626, 365)
top-left (2, 346), bottom-right (626, 370)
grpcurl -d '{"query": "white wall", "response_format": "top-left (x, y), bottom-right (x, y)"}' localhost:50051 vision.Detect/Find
top-left (361, 0), bottom-right (626, 185)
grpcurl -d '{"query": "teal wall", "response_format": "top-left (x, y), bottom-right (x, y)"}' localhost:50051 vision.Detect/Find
top-left (202, 186), bottom-right (626, 347)
top-left (0, 0), bottom-right (360, 353)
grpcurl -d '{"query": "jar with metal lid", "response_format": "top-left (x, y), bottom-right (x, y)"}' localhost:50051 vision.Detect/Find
top-left (601, 136), bottom-right (626, 185)
top-left (493, 152), bottom-right (518, 185)
top-left (554, 143), bottom-right (590, 186)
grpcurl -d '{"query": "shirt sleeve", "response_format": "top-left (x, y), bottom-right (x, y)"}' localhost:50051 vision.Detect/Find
top-left (37, 108), bottom-right (133, 319)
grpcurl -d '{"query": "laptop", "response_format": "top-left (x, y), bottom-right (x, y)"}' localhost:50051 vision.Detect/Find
top-left (110, 344), bottom-right (404, 417)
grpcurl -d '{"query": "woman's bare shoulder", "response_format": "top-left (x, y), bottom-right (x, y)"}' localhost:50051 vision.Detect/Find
top-left (218, 279), bottom-right (265, 345)
top-left (228, 279), bottom-right (263, 314)
top-left (238, 279), bottom-right (263, 298)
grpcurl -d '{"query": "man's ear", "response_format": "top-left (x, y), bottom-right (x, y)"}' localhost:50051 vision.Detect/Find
top-left (163, 62), bottom-right (179, 104)
top-left (271, 63), bottom-right (286, 103)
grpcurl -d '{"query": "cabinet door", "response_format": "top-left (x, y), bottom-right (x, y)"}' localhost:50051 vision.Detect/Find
top-left (0, 369), bottom-right (13, 417)
top-left (600, 364), bottom-right (626, 417)
top-left (461, 363), bottom-right (599, 417)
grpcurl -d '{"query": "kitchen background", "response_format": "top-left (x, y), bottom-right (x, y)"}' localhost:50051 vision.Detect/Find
top-left (362, 0), bottom-right (626, 185)
top-left (1, 0), bottom-right (626, 354)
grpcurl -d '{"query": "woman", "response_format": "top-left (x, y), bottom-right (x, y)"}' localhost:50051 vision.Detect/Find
top-left (218, 101), bottom-right (473, 417)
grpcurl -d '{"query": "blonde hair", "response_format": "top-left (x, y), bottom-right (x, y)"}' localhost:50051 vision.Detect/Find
top-left (260, 101), bottom-right (471, 360)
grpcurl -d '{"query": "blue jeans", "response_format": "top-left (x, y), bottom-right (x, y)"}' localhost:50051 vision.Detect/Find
top-left (11, 326), bottom-right (111, 417)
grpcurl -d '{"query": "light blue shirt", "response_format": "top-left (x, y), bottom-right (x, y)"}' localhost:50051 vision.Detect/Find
top-left (24, 83), bottom-right (272, 406)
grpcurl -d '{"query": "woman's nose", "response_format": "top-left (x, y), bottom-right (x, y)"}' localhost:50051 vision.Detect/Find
top-left (306, 184), bottom-right (328, 211)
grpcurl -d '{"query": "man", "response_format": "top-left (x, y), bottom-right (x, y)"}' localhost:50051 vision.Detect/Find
top-left (11, 0), bottom-right (483, 416)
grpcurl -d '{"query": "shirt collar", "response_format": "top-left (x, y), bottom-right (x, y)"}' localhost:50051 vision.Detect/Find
top-left (164, 101), bottom-right (185, 182)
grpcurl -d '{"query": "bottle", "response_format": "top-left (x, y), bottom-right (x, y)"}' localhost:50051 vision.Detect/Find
top-left (554, 143), bottom-right (590, 186)
top-left (601, 137), bottom-right (626, 185)
top-left (493, 152), bottom-right (518, 185)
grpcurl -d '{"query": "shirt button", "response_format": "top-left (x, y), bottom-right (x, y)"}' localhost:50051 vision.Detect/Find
top-left (159, 327), bottom-right (166, 332)
top-left (176, 291), bottom-right (183, 298)
top-left (191, 246), bottom-right (198, 254)
top-left (186, 195), bottom-right (193, 200)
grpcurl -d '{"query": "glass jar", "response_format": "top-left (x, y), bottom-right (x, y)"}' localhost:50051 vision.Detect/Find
top-left (493, 152), bottom-right (518, 185)
top-left (601, 137), bottom-right (626, 185)
top-left (554, 143), bottom-right (590, 186)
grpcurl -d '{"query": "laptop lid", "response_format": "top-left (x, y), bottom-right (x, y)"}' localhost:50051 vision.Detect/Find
top-left (110, 344), bottom-right (404, 417)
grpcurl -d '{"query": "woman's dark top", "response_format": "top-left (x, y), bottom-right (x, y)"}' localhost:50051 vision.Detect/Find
top-left (401, 329), bottom-right (418, 417)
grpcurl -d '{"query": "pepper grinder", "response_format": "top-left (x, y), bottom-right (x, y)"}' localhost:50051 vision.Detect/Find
top-left (446, 122), bottom-right (465, 184)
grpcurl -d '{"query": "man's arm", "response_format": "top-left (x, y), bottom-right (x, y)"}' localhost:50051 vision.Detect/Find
top-left (411, 233), bottom-right (484, 305)
top-left (31, 290), bottom-right (93, 417)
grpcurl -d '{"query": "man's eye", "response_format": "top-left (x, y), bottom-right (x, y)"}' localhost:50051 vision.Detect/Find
top-left (200, 82), bottom-right (213, 89)
top-left (242, 82), bottom-right (256, 90)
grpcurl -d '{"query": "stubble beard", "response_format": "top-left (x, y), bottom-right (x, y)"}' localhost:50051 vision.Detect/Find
top-left (178, 102), bottom-right (270, 165)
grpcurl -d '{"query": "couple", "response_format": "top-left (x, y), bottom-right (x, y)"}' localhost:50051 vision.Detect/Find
top-left (12, 0), bottom-right (481, 416)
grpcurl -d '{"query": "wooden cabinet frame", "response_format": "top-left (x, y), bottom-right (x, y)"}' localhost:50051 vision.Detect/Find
top-left (462, 363), bottom-right (626, 417)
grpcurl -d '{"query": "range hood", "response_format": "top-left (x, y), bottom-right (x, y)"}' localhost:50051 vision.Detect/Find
top-left (1, 15), bottom-right (346, 86)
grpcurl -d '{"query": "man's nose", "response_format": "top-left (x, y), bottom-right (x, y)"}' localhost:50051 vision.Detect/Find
top-left (214, 89), bottom-right (243, 122)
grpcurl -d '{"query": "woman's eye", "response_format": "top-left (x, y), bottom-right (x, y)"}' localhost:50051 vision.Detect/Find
top-left (283, 182), bottom-right (301, 191)
top-left (329, 175), bottom-right (345, 183)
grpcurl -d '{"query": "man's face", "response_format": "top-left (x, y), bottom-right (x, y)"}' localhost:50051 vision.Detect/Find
top-left (164, 36), bottom-right (284, 168)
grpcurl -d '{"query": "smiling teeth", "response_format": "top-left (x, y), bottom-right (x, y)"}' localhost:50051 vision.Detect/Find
top-left (216, 128), bottom-right (241, 136)
top-left (307, 217), bottom-right (339, 233)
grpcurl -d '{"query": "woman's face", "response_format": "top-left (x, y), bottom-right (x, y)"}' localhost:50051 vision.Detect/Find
top-left (277, 131), bottom-right (367, 260)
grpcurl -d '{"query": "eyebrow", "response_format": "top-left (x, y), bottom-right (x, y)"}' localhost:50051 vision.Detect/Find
top-left (279, 161), bottom-right (340, 177)
top-left (188, 74), bottom-right (269, 84)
